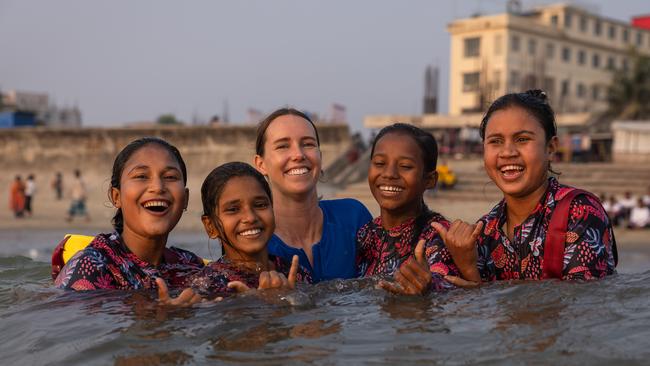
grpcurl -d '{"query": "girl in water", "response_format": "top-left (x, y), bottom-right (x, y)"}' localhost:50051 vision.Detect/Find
top-left (54, 137), bottom-right (205, 291)
top-left (434, 90), bottom-right (617, 284)
top-left (254, 108), bottom-right (372, 282)
top-left (356, 123), bottom-right (467, 295)
top-left (177, 162), bottom-right (312, 300)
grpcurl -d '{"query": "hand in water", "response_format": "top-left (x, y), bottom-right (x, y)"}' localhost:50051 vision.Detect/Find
top-left (379, 239), bottom-right (432, 295)
top-left (155, 278), bottom-right (222, 307)
top-left (431, 220), bottom-right (483, 288)
top-left (227, 255), bottom-right (300, 293)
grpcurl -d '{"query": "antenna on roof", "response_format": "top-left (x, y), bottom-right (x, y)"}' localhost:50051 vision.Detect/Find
top-left (507, 0), bottom-right (522, 15)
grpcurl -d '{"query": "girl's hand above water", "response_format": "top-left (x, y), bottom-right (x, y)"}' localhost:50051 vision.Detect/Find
top-left (431, 220), bottom-right (483, 284)
top-left (228, 255), bottom-right (300, 292)
top-left (379, 239), bottom-right (432, 295)
top-left (156, 277), bottom-right (205, 307)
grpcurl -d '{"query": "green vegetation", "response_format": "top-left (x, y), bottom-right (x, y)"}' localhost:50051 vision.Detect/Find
top-left (156, 114), bottom-right (182, 125)
top-left (607, 51), bottom-right (650, 120)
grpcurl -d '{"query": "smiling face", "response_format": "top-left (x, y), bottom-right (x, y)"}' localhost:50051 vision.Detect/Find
top-left (111, 143), bottom-right (188, 241)
top-left (368, 132), bottom-right (435, 226)
top-left (203, 176), bottom-right (275, 261)
top-left (483, 106), bottom-right (558, 200)
top-left (254, 114), bottom-right (322, 197)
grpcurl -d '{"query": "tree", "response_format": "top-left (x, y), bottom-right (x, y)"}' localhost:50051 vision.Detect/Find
top-left (607, 51), bottom-right (650, 120)
top-left (156, 114), bottom-right (181, 125)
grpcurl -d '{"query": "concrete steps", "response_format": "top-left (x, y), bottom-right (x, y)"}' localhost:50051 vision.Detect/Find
top-left (335, 160), bottom-right (650, 204)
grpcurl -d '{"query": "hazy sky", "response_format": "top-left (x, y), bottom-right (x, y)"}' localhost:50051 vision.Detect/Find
top-left (1, 0), bottom-right (648, 132)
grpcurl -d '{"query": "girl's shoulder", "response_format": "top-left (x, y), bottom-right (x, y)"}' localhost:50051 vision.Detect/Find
top-left (320, 198), bottom-right (373, 226)
top-left (165, 246), bottom-right (205, 267)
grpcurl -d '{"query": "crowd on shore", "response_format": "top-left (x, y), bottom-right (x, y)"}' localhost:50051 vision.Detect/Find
top-left (8, 169), bottom-right (91, 222)
top-left (601, 190), bottom-right (650, 229)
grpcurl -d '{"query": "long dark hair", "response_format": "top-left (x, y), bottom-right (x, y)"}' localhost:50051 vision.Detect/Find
top-left (109, 137), bottom-right (188, 234)
top-left (370, 123), bottom-right (440, 247)
top-left (201, 162), bottom-right (272, 252)
top-left (255, 107), bottom-right (320, 156)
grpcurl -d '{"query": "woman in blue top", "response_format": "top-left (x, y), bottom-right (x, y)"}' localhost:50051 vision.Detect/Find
top-left (254, 108), bottom-right (372, 282)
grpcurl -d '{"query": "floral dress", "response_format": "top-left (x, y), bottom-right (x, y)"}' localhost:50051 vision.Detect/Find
top-left (55, 232), bottom-right (205, 291)
top-left (476, 177), bottom-right (617, 281)
top-left (188, 255), bottom-right (313, 299)
top-left (356, 212), bottom-right (460, 290)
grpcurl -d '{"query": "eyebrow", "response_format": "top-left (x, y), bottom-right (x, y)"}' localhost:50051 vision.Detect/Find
top-left (221, 195), bottom-right (269, 206)
top-left (485, 130), bottom-right (537, 139)
top-left (127, 165), bottom-right (180, 174)
top-left (372, 152), bottom-right (417, 161)
top-left (271, 136), bottom-right (317, 144)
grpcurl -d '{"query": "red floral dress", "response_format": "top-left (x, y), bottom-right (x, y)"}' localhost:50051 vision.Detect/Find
top-left (54, 233), bottom-right (205, 291)
top-left (356, 211), bottom-right (460, 290)
top-left (476, 178), bottom-right (617, 281)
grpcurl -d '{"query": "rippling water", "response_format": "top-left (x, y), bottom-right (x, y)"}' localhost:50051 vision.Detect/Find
top-left (2, 230), bottom-right (650, 365)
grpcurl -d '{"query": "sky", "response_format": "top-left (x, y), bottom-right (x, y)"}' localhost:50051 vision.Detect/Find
top-left (0, 0), bottom-right (648, 132)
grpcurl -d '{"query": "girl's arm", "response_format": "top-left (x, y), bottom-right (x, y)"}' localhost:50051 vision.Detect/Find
top-left (55, 249), bottom-right (116, 290)
top-left (431, 220), bottom-right (483, 284)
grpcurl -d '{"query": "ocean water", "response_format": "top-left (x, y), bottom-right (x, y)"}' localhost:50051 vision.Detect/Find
top-left (1, 229), bottom-right (650, 365)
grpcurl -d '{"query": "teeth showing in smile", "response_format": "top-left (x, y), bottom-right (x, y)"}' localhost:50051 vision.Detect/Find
top-left (379, 185), bottom-right (404, 192)
top-left (239, 228), bottom-right (262, 237)
top-left (287, 168), bottom-right (309, 176)
top-left (500, 165), bottom-right (524, 174)
top-left (143, 200), bottom-right (169, 212)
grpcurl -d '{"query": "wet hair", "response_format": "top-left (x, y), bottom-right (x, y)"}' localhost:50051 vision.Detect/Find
top-left (255, 107), bottom-right (320, 156)
top-left (479, 89), bottom-right (557, 142)
top-left (201, 162), bottom-right (272, 251)
top-left (370, 122), bottom-right (440, 247)
top-left (109, 137), bottom-right (188, 234)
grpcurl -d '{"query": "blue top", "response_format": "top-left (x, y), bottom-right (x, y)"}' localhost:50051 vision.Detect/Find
top-left (267, 198), bottom-right (372, 283)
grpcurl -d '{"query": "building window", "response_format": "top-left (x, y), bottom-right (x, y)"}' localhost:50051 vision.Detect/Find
top-left (637, 32), bottom-right (643, 46)
top-left (511, 35), bottom-right (520, 52)
top-left (623, 28), bottom-right (629, 42)
top-left (561, 80), bottom-right (570, 96)
top-left (464, 37), bottom-right (481, 57)
top-left (609, 25), bottom-right (616, 40)
top-left (592, 53), bottom-right (600, 69)
top-left (493, 70), bottom-right (501, 90)
top-left (607, 56), bottom-right (616, 70)
top-left (623, 58), bottom-right (629, 71)
top-left (564, 12), bottom-right (572, 28)
top-left (510, 71), bottom-right (520, 90)
top-left (577, 83), bottom-right (586, 98)
top-left (594, 20), bottom-right (602, 36)
top-left (562, 47), bottom-right (571, 62)
top-left (528, 38), bottom-right (537, 55)
top-left (578, 50), bottom-right (586, 65)
top-left (494, 34), bottom-right (502, 55)
top-left (580, 16), bottom-right (588, 32)
top-left (551, 15), bottom-right (558, 26)
top-left (462, 72), bottom-right (480, 92)
top-left (546, 43), bottom-right (555, 59)
top-left (592, 85), bottom-right (600, 100)
top-left (543, 77), bottom-right (555, 95)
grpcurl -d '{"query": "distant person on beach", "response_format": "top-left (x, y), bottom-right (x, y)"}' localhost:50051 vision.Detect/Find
top-left (24, 174), bottom-right (36, 217)
top-left (602, 195), bottom-right (623, 227)
top-left (253, 108), bottom-right (372, 283)
top-left (65, 169), bottom-right (90, 222)
top-left (619, 191), bottom-right (637, 223)
top-left (628, 198), bottom-right (650, 229)
top-left (54, 137), bottom-right (205, 291)
top-left (51, 172), bottom-right (63, 200)
top-left (356, 123), bottom-right (464, 295)
top-left (157, 162), bottom-right (313, 305)
top-left (643, 186), bottom-right (650, 209)
top-left (9, 175), bottom-right (26, 218)
top-left (433, 90), bottom-right (617, 284)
